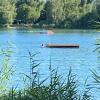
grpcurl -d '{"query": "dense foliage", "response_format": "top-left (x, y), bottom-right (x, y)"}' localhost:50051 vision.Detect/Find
top-left (43, 0), bottom-right (97, 28)
top-left (16, 0), bottom-right (44, 24)
top-left (0, 0), bottom-right (100, 28)
top-left (0, 0), bottom-right (16, 27)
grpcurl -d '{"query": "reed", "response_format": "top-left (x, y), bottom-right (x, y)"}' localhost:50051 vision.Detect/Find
top-left (0, 50), bottom-right (92, 100)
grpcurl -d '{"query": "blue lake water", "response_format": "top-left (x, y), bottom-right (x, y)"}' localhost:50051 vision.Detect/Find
top-left (0, 28), bottom-right (100, 98)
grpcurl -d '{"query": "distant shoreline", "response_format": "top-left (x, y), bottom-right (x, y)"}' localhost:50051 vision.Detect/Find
top-left (0, 24), bottom-right (97, 30)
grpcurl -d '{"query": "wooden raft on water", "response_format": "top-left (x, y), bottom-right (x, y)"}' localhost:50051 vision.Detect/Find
top-left (42, 44), bottom-right (79, 48)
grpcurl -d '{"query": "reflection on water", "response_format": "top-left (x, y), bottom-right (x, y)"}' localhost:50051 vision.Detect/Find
top-left (0, 28), bottom-right (100, 96)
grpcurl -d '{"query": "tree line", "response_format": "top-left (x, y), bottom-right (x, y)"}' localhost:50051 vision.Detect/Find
top-left (0, 0), bottom-right (100, 29)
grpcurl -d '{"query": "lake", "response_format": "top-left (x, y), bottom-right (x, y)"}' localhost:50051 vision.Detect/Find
top-left (0, 28), bottom-right (100, 98)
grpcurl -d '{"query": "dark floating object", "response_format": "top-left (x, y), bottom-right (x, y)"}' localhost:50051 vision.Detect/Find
top-left (42, 44), bottom-right (79, 48)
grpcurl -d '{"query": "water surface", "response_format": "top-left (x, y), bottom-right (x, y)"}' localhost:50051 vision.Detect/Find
top-left (0, 28), bottom-right (100, 97)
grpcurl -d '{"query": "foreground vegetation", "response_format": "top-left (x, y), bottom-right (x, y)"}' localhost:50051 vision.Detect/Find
top-left (0, 68), bottom-right (92, 100)
top-left (0, 48), bottom-right (93, 100)
top-left (1, 0), bottom-right (100, 29)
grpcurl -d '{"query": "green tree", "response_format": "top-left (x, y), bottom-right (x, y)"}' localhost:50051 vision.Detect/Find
top-left (62, 0), bottom-right (80, 28)
top-left (16, 0), bottom-right (44, 24)
top-left (75, 0), bottom-right (97, 29)
top-left (44, 0), bottom-right (65, 27)
top-left (0, 0), bottom-right (16, 27)
top-left (43, 0), bottom-right (96, 28)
